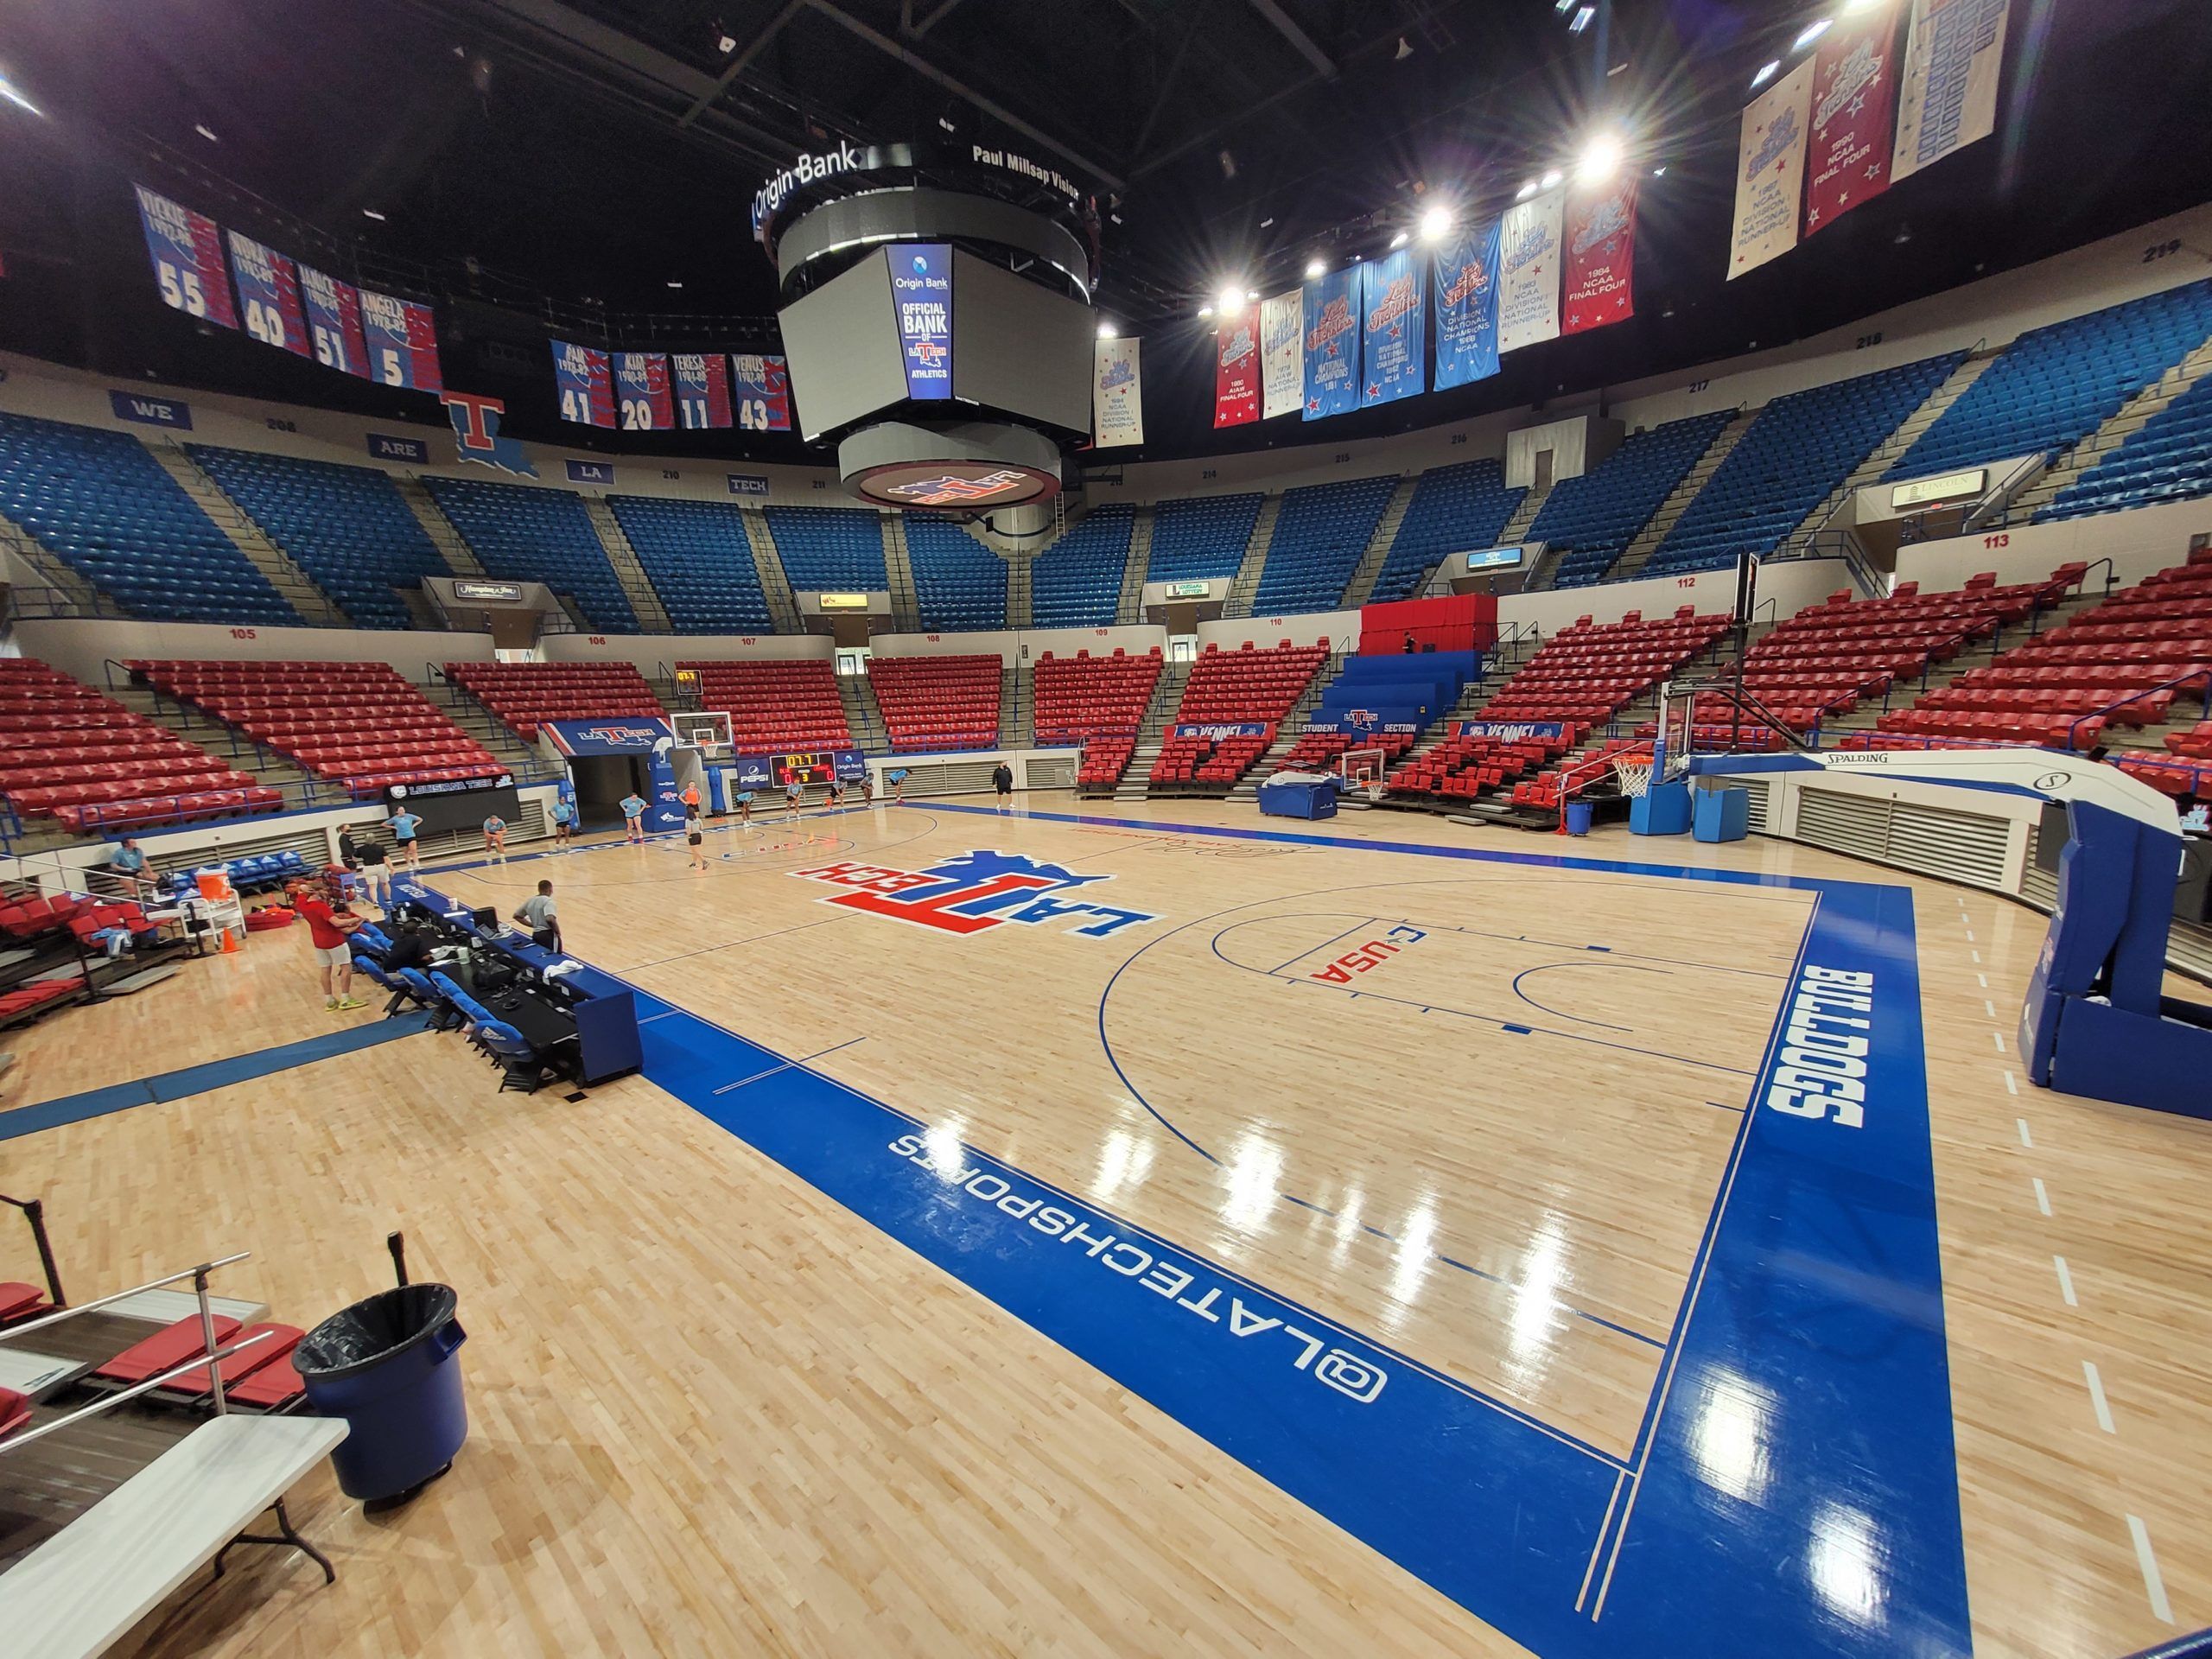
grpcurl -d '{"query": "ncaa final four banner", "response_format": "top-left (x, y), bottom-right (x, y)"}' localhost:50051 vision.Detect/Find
top-left (1359, 249), bottom-right (1424, 408)
top-left (1092, 337), bottom-right (1143, 447)
top-left (225, 230), bottom-right (309, 359)
top-left (1259, 290), bottom-right (1304, 421)
top-left (359, 289), bottom-right (443, 393)
top-left (613, 352), bottom-right (676, 431)
top-left (299, 264), bottom-right (370, 378)
top-left (1728, 58), bottom-right (1815, 280)
top-left (1561, 177), bottom-right (1637, 334)
top-left (1804, 2), bottom-right (1902, 235)
top-left (133, 184), bottom-right (238, 329)
top-left (1892, 0), bottom-right (2010, 183)
top-left (1432, 220), bottom-right (1500, 391)
top-left (1300, 268), bottom-right (1360, 421)
top-left (671, 353), bottom-right (734, 429)
top-left (1213, 315), bottom-right (1260, 429)
top-left (731, 354), bottom-right (793, 431)
top-left (1497, 186), bottom-right (1565, 354)
top-left (551, 340), bottom-right (616, 428)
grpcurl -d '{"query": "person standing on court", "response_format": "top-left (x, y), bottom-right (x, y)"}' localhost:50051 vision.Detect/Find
top-left (512, 879), bottom-right (561, 952)
top-left (550, 794), bottom-right (575, 850)
top-left (686, 804), bottom-right (708, 871)
top-left (295, 876), bottom-right (365, 1013)
top-left (681, 777), bottom-right (702, 817)
top-left (389, 806), bottom-right (423, 870)
top-left (991, 761), bottom-right (1014, 811)
top-left (483, 812), bottom-right (509, 864)
top-left (620, 791), bottom-right (648, 843)
top-left (359, 837), bottom-right (393, 911)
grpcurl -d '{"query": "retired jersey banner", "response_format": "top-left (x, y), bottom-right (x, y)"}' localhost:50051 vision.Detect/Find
top-left (1259, 289), bottom-right (1305, 421)
top-left (1805, 3), bottom-right (1902, 235)
top-left (1497, 188), bottom-right (1565, 354)
top-left (225, 231), bottom-right (309, 358)
top-left (732, 353), bottom-right (792, 431)
top-left (1432, 221), bottom-right (1501, 391)
top-left (1092, 337), bottom-right (1143, 448)
top-left (1301, 269), bottom-right (1361, 421)
top-left (299, 264), bottom-right (369, 378)
top-left (1562, 178), bottom-right (1637, 334)
top-left (671, 353), bottom-right (733, 429)
top-left (1213, 315), bottom-right (1260, 429)
top-left (1729, 59), bottom-right (1815, 280)
top-left (1892, 0), bottom-right (2010, 183)
top-left (552, 340), bottom-right (616, 428)
top-left (1359, 250), bottom-right (1424, 408)
top-left (614, 352), bottom-right (675, 431)
top-left (359, 290), bottom-right (442, 392)
top-left (133, 185), bottom-right (237, 329)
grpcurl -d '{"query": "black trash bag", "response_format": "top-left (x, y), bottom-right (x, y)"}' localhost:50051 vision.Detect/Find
top-left (296, 1284), bottom-right (460, 1381)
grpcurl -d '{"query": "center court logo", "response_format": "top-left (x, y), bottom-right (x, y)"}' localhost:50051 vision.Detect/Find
top-left (790, 849), bottom-right (1157, 938)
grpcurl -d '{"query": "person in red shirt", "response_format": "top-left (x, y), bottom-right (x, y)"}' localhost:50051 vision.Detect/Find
top-left (294, 879), bottom-right (365, 1012)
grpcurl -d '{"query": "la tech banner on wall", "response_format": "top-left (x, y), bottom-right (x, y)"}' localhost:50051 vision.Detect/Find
top-left (1804, 0), bottom-right (1902, 235)
top-left (1259, 289), bottom-right (1305, 421)
top-left (1431, 220), bottom-right (1500, 391)
top-left (1497, 186), bottom-right (1565, 354)
top-left (1213, 315), bottom-right (1260, 429)
top-left (1093, 337), bottom-right (1144, 447)
top-left (1561, 178), bottom-right (1637, 334)
top-left (1729, 57), bottom-right (1815, 280)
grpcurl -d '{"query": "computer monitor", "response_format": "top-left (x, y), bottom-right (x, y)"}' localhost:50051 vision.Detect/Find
top-left (471, 906), bottom-right (499, 931)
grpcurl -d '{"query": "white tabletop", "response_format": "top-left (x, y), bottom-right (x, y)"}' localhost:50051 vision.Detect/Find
top-left (0, 1414), bottom-right (347, 1657)
top-left (0, 1347), bottom-right (88, 1399)
top-left (104, 1288), bottom-right (269, 1327)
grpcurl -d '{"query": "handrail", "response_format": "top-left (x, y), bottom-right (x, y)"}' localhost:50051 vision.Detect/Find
top-left (1, 1251), bottom-right (251, 1340)
top-left (2065, 669), bottom-right (2212, 752)
top-left (0, 1192), bottom-right (66, 1310)
top-left (0, 1330), bottom-right (276, 1453)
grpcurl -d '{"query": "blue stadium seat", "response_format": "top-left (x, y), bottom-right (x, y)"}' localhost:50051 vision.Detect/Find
top-left (1030, 505), bottom-right (1134, 627)
top-left (2037, 373), bottom-right (2212, 522)
top-left (906, 519), bottom-right (1008, 630)
top-left (422, 477), bottom-right (638, 632)
top-left (607, 496), bottom-right (772, 632)
top-left (1646, 353), bottom-right (1962, 580)
top-left (1145, 493), bottom-right (1262, 583)
top-left (763, 506), bottom-right (887, 591)
top-left (0, 412), bottom-right (298, 626)
top-left (1531, 411), bottom-right (1734, 588)
top-left (1250, 475), bottom-right (1397, 615)
top-left (1373, 461), bottom-right (1526, 602)
top-left (1890, 280), bottom-right (2212, 480)
top-left (188, 445), bottom-right (445, 629)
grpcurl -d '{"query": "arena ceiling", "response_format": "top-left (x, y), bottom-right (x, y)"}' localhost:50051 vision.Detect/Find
top-left (6, 0), bottom-right (2212, 456)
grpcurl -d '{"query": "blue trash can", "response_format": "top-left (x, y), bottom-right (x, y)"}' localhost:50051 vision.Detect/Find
top-left (1564, 800), bottom-right (1594, 836)
top-left (296, 1284), bottom-right (467, 1503)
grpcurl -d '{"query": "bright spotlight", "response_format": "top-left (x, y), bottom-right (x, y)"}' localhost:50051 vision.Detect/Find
top-left (1539, 168), bottom-right (1563, 190)
top-left (1246, 289), bottom-right (1259, 302)
top-left (1516, 179), bottom-right (1540, 201)
top-left (1652, 164), bottom-right (1669, 177)
top-left (1304, 257), bottom-right (1327, 278)
top-left (0, 74), bottom-right (42, 118)
top-left (1198, 304), bottom-right (1214, 320)
top-left (1793, 18), bottom-right (1832, 50)
top-left (1418, 204), bottom-right (1453, 244)
top-left (1388, 231), bottom-right (1408, 250)
top-left (1751, 59), bottom-right (1781, 89)
top-left (1096, 319), bottom-right (1118, 340)
top-left (361, 208), bottom-right (388, 222)
top-left (1216, 285), bottom-right (1246, 316)
top-left (1568, 6), bottom-right (1595, 33)
top-left (1579, 136), bottom-right (1624, 183)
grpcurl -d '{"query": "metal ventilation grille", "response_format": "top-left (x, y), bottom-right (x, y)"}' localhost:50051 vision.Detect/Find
top-left (145, 821), bottom-right (334, 879)
top-left (1023, 755), bottom-right (1076, 789)
top-left (1795, 788), bottom-right (2010, 889)
top-left (2020, 823), bottom-right (2057, 909)
top-left (413, 801), bottom-right (550, 862)
top-left (1736, 777), bottom-right (1770, 832)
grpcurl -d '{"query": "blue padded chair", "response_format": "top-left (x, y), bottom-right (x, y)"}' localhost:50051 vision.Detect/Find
top-left (474, 1020), bottom-right (548, 1093)
top-left (401, 968), bottom-right (456, 1029)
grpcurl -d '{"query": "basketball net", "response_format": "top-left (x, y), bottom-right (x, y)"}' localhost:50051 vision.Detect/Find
top-left (1612, 756), bottom-right (1654, 798)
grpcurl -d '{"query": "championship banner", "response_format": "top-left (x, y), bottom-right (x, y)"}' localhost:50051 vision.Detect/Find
top-left (1092, 337), bottom-right (1144, 448)
top-left (359, 290), bottom-right (442, 392)
top-left (1212, 316), bottom-right (1260, 429)
top-left (1892, 0), bottom-right (2010, 183)
top-left (672, 353), bottom-right (734, 429)
top-left (1497, 187), bottom-right (1565, 354)
top-left (1805, 3), bottom-right (1902, 235)
top-left (225, 231), bottom-right (309, 358)
top-left (893, 244), bottom-right (952, 401)
top-left (731, 353), bottom-right (792, 431)
top-left (1360, 250), bottom-right (1424, 408)
top-left (1432, 221), bottom-right (1501, 391)
top-left (552, 340), bottom-right (616, 428)
top-left (133, 185), bottom-right (238, 329)
top-left (1562, 178), bottom-right (1638, 334)
top-left (1728, 58), bottom-right (1815, 281)
top-left (1259, 289), bottom-right (1304, 420)
top-left (1300, 269), bottom-right (1361, 422)
top-left (300, 264), bottom-right (370, 379)
top-left (614, 352), bottom-right (675, 431)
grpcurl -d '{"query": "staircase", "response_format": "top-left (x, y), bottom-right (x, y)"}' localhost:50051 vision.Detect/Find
top-left (111, 681), bottom-right (319, 798)
top-left (0, 512), bottom-right (105, 613)
top-left (1498, 480), bottom-right (1552, 547)
top-left (423, 674), bottom-right (556, 773)
top-left (143, 439), bottom-right (348, 625)
top-left (1224, 494), bottom-right (1283, 618)
top-left (1613, 407), bottom-right (1759, 582)
top-left (582, 498), bottom-right (673, 633)
top-left (1340, 475), bottom-right (1420, 608)
top-left (882, 515), bottom-right (920, 632)
top-left (2010, 333), bottom-right (2212, 518)
top-left (1373, 650), bottom-right (1527, 787)
top-left (1226, 652), bottom-right (1343, 801)
top-left (1115, 505), bottom-right (1155, 625)
top-left (839, 671), bottom-right (889, 753)
top-left (739, 508), bottom-right (804, 633)
top-left (999, 656), bottom-right (1032, 747)
top-left (1781, 352), bottom-right (1998, 556)
top-left (395, 476), bottom-right (485, 576)
top-left (1115, 659), bottom-right (1192, 800)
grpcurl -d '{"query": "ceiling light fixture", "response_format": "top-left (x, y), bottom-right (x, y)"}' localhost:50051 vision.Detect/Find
top-left (1389, 231), bottom-right (1408, 250)
top-left (1793, 18), bottom-right (1832, 50)
top-left (1304, 257), bottom-right (1327, 278)
top-left (717, 33), bottom-right (738, 54)
top-left (1096, 320), bottom-right (1118, 340)
top-left (1539, 168), bottom-right (1564, 189)
top-left (667, 281), bottom-right (683, 289)
top-left (1516, 179), bottom-right (1540, 201)
top-left (1568, 6), bottom-right (1596, 34)
top-left (1198, 303), bottom-right (1215, 320)
top-left (1751, 60), bottom-right (1781, 89)
top-left (194, 124), bottom-right (219, 143)
top-left (361, 208), bottom-right (387, 222)
top-left (1216, 284), bottom-right (1246, 316)
top-left (1418, 203), bottom-right (1453, 244)
top-left (1652, 164), bottom-right (1668, 177)
top-left (0, 74), bottom-right (42, 117)
top-left (1578, 135), bottom-right (1624, 183)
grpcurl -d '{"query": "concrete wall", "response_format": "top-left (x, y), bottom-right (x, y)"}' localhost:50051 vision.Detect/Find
top-left (12, 616), bottom-right (493, 686)
top-left (1496, 559), bottom-right (1850, 639)
top-left (541, 631), bottom-right (833, 672)
top-left (1197, 610), bottom-right (1362, 652)
top-left (1894, 497), bottom-right (2212, 595)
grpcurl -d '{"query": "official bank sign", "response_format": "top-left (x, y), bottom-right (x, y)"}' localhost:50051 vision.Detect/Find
top-left (791, 850), bottom-right (1156, 938)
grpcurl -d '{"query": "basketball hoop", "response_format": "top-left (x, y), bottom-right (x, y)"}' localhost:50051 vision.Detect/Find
top-left (1336, 746), bottom-right (1388, 801)
top-left (1611, 756), bottom-right (1654, 798)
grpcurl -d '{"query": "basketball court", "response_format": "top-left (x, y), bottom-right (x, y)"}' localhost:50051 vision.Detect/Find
top-left (10, 794), bottom-right (2206, 1657)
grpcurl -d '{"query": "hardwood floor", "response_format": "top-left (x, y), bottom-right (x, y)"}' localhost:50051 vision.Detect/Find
top-left (0, 795), bottom-right (2205, 1657)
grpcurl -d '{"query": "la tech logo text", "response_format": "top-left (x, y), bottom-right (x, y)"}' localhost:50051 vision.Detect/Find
top-left (790, 850), bottom-right (1156, 938)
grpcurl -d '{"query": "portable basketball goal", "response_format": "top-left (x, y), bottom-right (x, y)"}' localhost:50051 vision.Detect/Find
top-left (1335, 746), bottom-right (1389, 802)
top-left (672, 709), bottom-right (734, 761)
